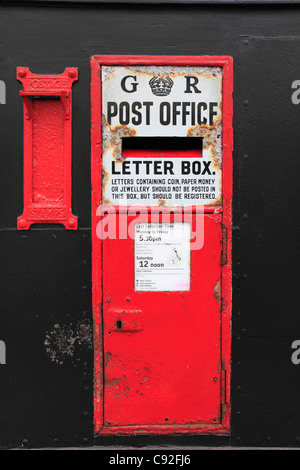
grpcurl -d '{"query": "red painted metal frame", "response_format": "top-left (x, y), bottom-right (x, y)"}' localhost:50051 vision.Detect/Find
top-left (91, 55), bottom-right (233, 435)
top-left (17, 67), bottom-right (78, 230)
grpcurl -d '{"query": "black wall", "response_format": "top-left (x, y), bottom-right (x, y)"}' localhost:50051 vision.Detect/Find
top-left (1, 0), bottom-right (300, 448)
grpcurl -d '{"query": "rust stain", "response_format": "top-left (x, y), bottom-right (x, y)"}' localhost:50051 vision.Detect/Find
top-left (101, 197), bottom-right (111, 205)
top-left (186, 116), bottom-right (223, 205)
top-left (218, 98), bottom-right (223, 119)
top-left (106, 378), bottom-right (121, 387)
top-left (102, 65), bottom-right (223, 83)
top-left (105, 351), bottom-right (112, 366)
top-left (125, 65), bottom-right (223, 80)
top-left (186, 116), bottom-right (222, 169)
top-left (102, 115), bottom-right (137, 162)
top-left (102, 168), bottom-right (109, 189)
top-left (214, 279), bottom-right (222, 304)
top-left (207, 194), bottom-right (223, 207)
top-left (101, 66), bottom-right (117, 81)
top-left (158, 199), bottom-right (167, 206)
top-left (101, 165), bottom-right (112, 204)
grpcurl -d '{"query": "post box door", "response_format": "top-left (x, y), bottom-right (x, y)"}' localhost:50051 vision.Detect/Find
top-left (102, 213), bottom-right (223, 428)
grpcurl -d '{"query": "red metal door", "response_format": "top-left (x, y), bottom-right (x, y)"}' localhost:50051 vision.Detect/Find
top-left (102, 212), bottom-right (223, 431)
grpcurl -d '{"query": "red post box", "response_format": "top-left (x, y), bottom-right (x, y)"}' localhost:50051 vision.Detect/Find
top-left (91, 55), bottom-right (233, 435)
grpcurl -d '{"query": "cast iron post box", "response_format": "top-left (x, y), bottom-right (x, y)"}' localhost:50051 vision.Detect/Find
top-left (91, 55), bottom-right (233, 435)
top-left (17, 67), bottom-right (78, 230)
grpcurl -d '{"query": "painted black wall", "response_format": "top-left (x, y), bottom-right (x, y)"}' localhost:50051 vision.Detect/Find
top-left (0, 0), bottom-right (300, 448)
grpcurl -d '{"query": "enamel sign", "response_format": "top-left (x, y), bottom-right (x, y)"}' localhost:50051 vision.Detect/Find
top-left (101, 65), bottom-right (222, 206)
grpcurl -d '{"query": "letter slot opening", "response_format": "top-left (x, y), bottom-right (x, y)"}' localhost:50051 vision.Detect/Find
top-left (122, 136), bottom-right (203, 159)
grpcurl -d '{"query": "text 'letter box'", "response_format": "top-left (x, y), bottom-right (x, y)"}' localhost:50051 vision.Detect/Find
top-left (91, 55), bottom-right (233, 435)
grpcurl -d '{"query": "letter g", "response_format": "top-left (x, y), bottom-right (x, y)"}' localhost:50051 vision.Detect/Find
top-left (121, 75), bottom-right (139, 93)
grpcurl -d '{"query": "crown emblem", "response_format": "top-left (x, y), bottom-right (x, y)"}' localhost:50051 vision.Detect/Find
top-left (149, 76), bottom-right (173, 96)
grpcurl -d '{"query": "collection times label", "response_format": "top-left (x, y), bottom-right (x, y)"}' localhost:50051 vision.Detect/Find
top-left (135, 223), bottom-right (191, 292)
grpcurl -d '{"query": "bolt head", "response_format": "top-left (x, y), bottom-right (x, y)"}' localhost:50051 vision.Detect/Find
top-left (68, 69), bottom-right (76, 78)
top-left (18, 69), bottom-right (26, 77)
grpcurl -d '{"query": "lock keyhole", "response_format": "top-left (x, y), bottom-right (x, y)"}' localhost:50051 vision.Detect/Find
top-left (116, 319), bottom-right (123, 330)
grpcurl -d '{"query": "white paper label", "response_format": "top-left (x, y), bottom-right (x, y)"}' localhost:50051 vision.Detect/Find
top-left (135, 223), bottom-right (191, 292)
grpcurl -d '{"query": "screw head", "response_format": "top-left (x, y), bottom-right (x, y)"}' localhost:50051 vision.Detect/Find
top-left (68, 69), bottom-right (76, 78)
top-left (18, 68), bottom-right (26, 77)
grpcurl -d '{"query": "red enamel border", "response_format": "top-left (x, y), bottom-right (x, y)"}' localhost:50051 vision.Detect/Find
top-left (91, 55), bottom-right (233, 435)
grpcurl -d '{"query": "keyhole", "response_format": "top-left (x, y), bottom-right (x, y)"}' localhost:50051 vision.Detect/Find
top-left (116, 319), bottom-right (122, 329)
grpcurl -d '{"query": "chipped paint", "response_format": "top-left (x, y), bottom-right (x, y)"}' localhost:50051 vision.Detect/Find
top-left (44, 320), bottom-right (92, 365)
top-left (105, 351), bottom-right (112, 366)
top-left (102, 65), bottom-right (223, 81)
top-left (214, 279), bottom-right (222, 304)
top-left (102, 115), bottom-right (137, 162)
top-left (186, 117), bottom-right (222, 204)
top-left (158, 199), bottom-right (167, 206)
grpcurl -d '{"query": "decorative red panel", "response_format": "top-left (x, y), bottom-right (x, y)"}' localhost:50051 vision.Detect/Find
top-left (17, 67), bottom-right (78, 230)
